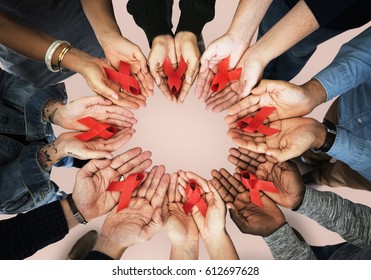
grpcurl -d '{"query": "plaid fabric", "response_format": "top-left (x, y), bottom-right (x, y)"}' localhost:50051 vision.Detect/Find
top-left (0, 201), bottom-right (69, 259)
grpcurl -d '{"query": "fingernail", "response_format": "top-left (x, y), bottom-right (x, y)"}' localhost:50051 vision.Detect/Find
top-left (105, 154), bottom-right (113, 159)
top-left (187, 76), bottom-right (192, 84)
top-left (226, 204), bottom-right (231, 209)
top-left (155, 77), bottom-right (161, 85)
top-left (112, 94), bottom-right (119, 100)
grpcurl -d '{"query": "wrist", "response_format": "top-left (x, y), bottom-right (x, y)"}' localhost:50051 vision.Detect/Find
top-left (310, 119), bottom-right (337, 153)
top-left (311, 121), bottom-right (328, 149)
top-left (37, 140), bottom-right (67, 171)
top-left (301, 78), bottom-right (327, 110)
top-left (43, 99), bottom-right (64, 126)
top-left (60, 199), bottom-right (79, 229)
top-left (93, 235), bottom-right (127, 260)
top-left (170, 240), bottom-right (199, 260)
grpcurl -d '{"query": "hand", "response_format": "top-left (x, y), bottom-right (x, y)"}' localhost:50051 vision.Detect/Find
top-left (174, 32), bottom-right (201, 104)
top-left (228, 147), bottom-right (305, 209)
top-left (148, 35), bottom-right (178, 103)
top-left (226, 79), bottom-right (319, 124)
top-left (195, 34), bottom-right (249, 102)
top-left (204, 85), bottom-right (240, 113)
top-left (99, 165), bottom-right (169, 252)
top-left (177, 171), bottom-right (226, 240)
top-left (72, 147), bottom-right (153, 221)
top-left (102, 34), bottom-right (154, 98)
top-left (54, 128), bottom-right (135, 160)
top-left (162, 173), bottom-right (199, 244)
top-left (231, 46), bottom-right (269, 98)
top-left (227, 117), bottom-right (327, 162)
top-left (53, 96), bottom-right (136, 130)
top-left (210, 168), bottom-right (286, 237)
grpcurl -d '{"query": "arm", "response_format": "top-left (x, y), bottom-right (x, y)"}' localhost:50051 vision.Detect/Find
top-left (126, 0), bottom-right (173, 46)
top-left (297, 186), bottom-right (371, 250)
top-left (313, 27), bottom-right (371, 101)
top-left (263, 223), bottom-right (316, 260)
top-left (0, 200), bottom-right (75, 259)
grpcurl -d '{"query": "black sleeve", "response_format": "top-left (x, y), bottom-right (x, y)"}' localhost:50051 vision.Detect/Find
top-left (127, 0), bottom-right (174, 46)
top-left (176, 0), bottom-right (216, 36)
top-left (0, 201), bottom-right (69, 259)
top-left (82, 250), bottom-right (114, 260)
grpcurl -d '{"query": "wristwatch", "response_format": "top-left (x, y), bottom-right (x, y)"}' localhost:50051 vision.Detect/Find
top-left (310, 119), bottom-right (337, 153)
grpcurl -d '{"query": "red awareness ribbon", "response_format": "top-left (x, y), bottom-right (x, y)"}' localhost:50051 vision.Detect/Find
top-left (183, 179), bottom-right (207, 217)
top-left (106, 172), bottom-right (145, 212)
top-left (240, 170), bottom-right (278, 208)
top-left (162, 57), bottom-right (187, 95)
top-left (211, 55), bottom-right (242, 93)
top-left (237, 106), bottom-right (280, 136)
top-left (104, 61), bottom-right (140, 95)
top-left (74, 117), bottom-right (117, 141)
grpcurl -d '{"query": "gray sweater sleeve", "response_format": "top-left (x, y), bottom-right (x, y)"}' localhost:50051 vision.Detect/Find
top-left (264, 223), bottom-right (317, 260)
top-left (297, 187), bottom-right (371, 250)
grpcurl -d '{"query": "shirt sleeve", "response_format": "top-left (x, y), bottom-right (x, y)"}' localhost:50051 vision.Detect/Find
top-left (297, 186), bottom-right (371, 250)
top-left (127, 0), bottom-right (174, 46)
top-left (0, 201), bottom-right (69, 259)
top-left (304, 0), bottom-right (355, 27)
top-left (327, 126), bottom-right (371, 183)
top-left (82, 251), bottom-right (114, 260)
top-left (263, 223), bottom-right (317, 259)
top-left (176, 0), bottom-right (216, 36)
top-left (313, 27), bottom-right (371, 101)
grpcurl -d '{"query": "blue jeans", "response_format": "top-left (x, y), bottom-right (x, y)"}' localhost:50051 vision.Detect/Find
top-left (258, 0), bottom-right (343, 80)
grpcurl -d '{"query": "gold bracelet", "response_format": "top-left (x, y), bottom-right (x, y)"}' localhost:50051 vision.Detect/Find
top-left (57, 45), bottom-right (73, 73)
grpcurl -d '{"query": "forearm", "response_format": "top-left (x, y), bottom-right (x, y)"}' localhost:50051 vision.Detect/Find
top-left (298, 187), bottom-right (371, 249)
top-left (80, 0), bottom-right (122, 47)
top-left (170, 241), bottom-right (199, 260)
top-left (313, 28), bottom-right (371, 101)
top-left (226, 0), bottom-right (273, 45)
top-left (203, 230), bottom-right (239, 260)
top-left (264, 223), bottom-right (316, 260)
top-left (37, 139), bottom-right (67, 171)
top-left (250, 0), bottom-right (319, 64)
top-left (300, 78), bottom-right (327, 111)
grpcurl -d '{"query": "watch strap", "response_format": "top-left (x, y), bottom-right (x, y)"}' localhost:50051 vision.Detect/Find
top-left (310, 119), bottom-right (337, 153)
top-left (66, 193), bottom-right (87, 225)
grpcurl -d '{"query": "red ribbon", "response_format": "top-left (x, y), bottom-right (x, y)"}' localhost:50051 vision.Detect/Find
top-left (237, 106), bottom-right (280, 136)
top-left (74, 117), bottom-right (117, 141)
top-left (183, 179), bottom-right (207, 217)
top-left (240, 170), bottom-right (278, 208)
top-left (106, 172), bottom-right (145, 212)
top-left (162, 57), bottom-right (187, 95)
top-left (104, 61), bottom-right (140, 95)
top-left (211, 55), bottom-right (242, 93)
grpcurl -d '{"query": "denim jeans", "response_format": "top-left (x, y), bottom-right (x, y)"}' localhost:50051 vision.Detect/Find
top-left (258, 0), bottom-right (343, 80)
top-left (0, 71), bottom-right (68, 214)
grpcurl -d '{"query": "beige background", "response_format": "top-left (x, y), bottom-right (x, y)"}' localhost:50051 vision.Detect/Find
top-left (2, 0), bottom-right (371, 260)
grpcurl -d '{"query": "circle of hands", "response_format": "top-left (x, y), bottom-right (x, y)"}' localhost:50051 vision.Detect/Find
top-left (57, 31), bottom-right (326, 259)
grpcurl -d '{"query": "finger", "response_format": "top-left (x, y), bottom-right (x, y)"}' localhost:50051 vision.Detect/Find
top-left (199, 70), bottom-right (214, 102)
top-left (138, 166), bottom-right (158, 198)
top-left (177, 170), bottom-right (188, 188)
top-left (220, 169), bottom-right (246, 194)
top-left (168, 173), bottom-right (178, 203)
top-left (194, 69), bottom-right (209, 99)
top-left (210, 168), bottom-right (238, 197)
top-left (80, 148), bottom-right (113, 160)
top-left (151, 173), bottom-right (170, 208)
top-left (114, 150), bottom-right (152, 174)
top-left (77, 159), bottom-right (111, 179)
top-left (178, 59), bottom-right (199, 104)
top-left (145, 165), bottom-right (166, 202)
top-left (208, 176), bottom-right (234, 204)
top-left (185, 171), bottom-right (210, 193)
top-left (228, 95), bottom-right (257, 116)
top-left (110, 147), bottom-right (142, 169)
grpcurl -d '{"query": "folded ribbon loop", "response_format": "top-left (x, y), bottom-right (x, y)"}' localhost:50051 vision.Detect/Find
top-left (162, 57), bottom-right (187, 95)
top-left (183, 179), bottom-right (207, 217)
top-left (237, 106), bottom-right (280, 136)
top-left (104, 61), bottom-right (140, 95)
top-left (211, 55), bottom-right (242, 93)
top-left (240, 170), bottom-right (278, 208)
top-left (106, 172), bottom-right (145, 212)
top-left (74, 117), bottom-right (117, 141)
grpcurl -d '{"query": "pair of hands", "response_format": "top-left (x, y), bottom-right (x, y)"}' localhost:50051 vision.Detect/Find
top-left (195, 33), bottom-right (268, 113)
top-left (211, 147), bottom-right (306, 237)
top-left (225, 79), bottom-right (329, 162)
top-left (40, 96), bottom-right (136, 168)
top-left (148, 32), bottom-right (200, 104)
top-left (69, 35), bottom-right (153, 110)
